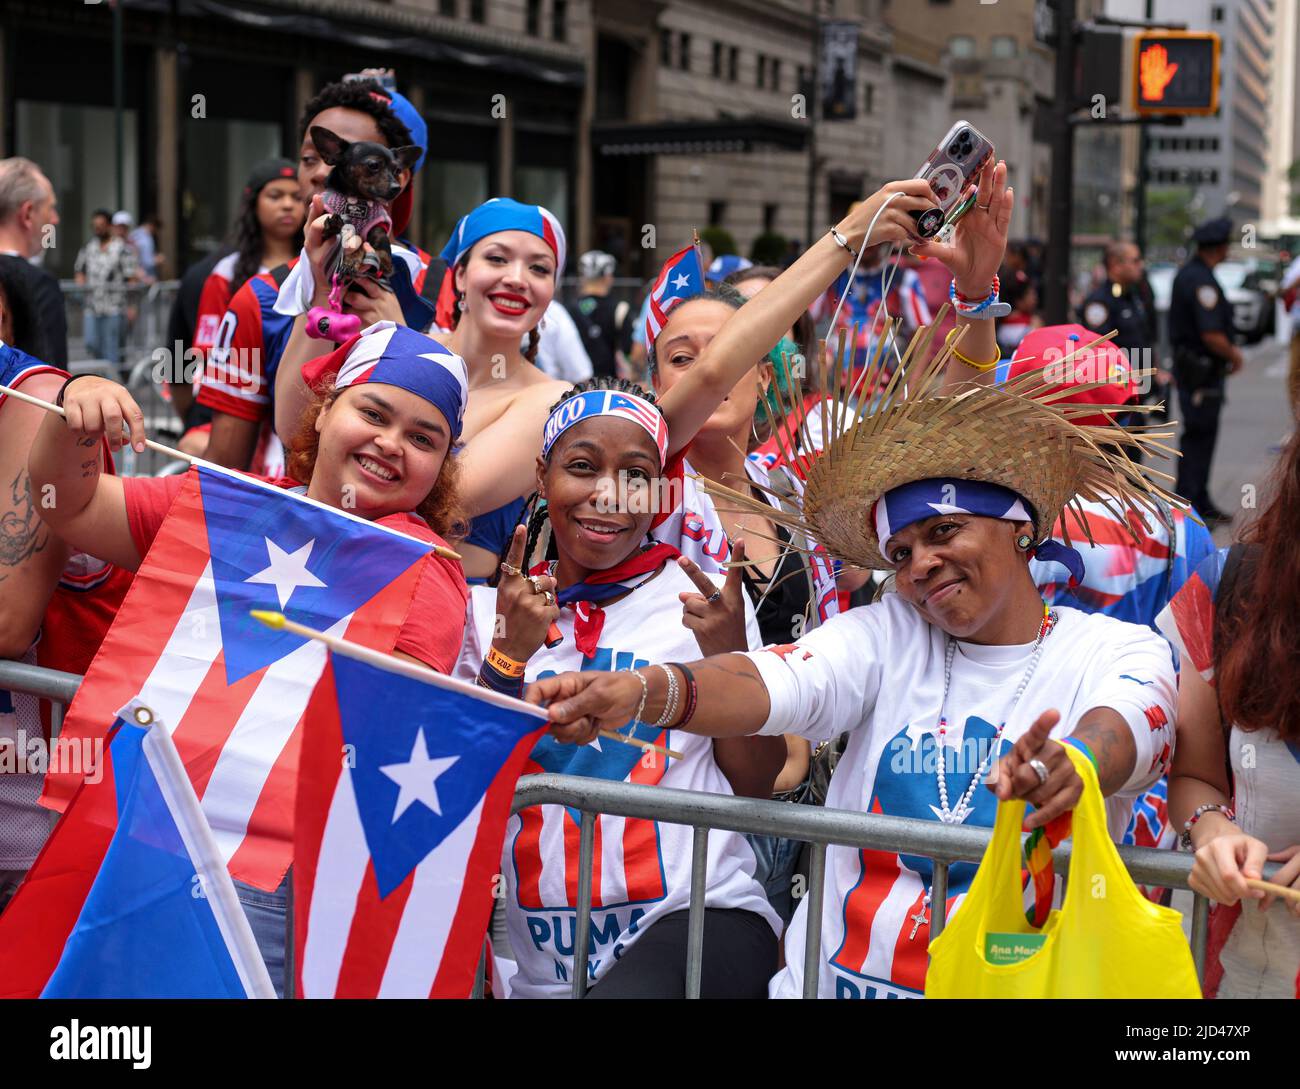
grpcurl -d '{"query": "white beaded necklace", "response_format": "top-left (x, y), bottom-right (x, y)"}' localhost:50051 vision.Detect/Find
top-left (907, 607), bottom-right (1059, 941)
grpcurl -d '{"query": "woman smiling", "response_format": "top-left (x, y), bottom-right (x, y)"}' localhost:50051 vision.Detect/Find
top-left (456, 376), bottom-right (784, 999)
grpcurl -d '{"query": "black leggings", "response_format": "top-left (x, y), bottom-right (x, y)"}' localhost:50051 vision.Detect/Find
top-left (584, 908), bottom-right (777, 999)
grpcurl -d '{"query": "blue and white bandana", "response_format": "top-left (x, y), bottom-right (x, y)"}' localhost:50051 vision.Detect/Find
top-left (874, 476), bottom-right (1084, 585)
top-left (301, 322), bottom-right (469, 439)
top-left (439, 198), bottom-right (565, 280)
top-left (541, 388), bottom-right (669, 466)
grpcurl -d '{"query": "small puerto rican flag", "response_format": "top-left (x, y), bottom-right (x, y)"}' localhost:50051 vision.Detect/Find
top-left (644, 242), bottom-right (705, 348)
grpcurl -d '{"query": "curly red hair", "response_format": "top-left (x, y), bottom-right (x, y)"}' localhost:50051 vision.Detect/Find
top-left (284, 383), bottom-right (467, 541)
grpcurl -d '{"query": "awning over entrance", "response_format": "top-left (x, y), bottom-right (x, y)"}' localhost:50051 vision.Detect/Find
top-left (593, 118), bottom-right (808, 156)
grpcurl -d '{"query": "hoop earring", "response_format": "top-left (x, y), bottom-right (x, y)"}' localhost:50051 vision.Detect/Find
top-left (1016, 534), bottom-right (1033, 551)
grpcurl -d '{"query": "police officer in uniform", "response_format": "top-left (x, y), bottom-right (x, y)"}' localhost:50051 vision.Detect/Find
top-left (1167, 217), bottom-right (1243, 525)
top-left (1080, 241), bottom-right (1159, 439)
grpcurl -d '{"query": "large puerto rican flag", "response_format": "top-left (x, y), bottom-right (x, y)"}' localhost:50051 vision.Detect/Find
top-left (41, 464), bottom-right (433, 892)
top-left (643, 243), bottom-right (704, 348)
top-left (294, 648), bottom-right (545, 998)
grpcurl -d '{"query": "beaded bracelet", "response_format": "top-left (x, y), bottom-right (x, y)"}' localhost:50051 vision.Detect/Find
top-left (949, 277), bottom-right (1000, 313)
top-left (829, 226), bottom-right (858, 261)
top-left (1179, 803), bottom-right (1236, 852)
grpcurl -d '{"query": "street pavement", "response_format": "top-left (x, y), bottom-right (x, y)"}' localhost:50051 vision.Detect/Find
top-left (1149, 336), bottom-right (1295, 546)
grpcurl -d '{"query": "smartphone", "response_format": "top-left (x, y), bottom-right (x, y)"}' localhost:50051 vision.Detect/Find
top-left (910, 121), bottom-right (995, 238)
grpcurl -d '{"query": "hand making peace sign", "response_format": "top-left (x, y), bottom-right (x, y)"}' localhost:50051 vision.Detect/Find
top-left (677, 539), bottom-right (751, 658)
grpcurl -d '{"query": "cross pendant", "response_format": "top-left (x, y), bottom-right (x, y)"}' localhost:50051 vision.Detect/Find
top-left (908, 906), bottom-right (928, 941)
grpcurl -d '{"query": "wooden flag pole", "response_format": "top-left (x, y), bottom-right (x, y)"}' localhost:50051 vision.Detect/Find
top-left (0, 379), bottom-right (460, 561)
top-left (1245, 878), bottom-right (1300, 905)
top-left (250, 610), bottom-right (684, 761)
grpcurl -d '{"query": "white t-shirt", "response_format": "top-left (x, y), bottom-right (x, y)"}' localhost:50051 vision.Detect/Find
top-left (455, 562), bottom-right (780, 998)
top-left (743, 594), bottom-right (1177, 999)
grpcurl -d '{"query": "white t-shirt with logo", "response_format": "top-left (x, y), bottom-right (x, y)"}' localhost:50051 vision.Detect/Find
top-left (455, 562), bottom-right (780, 998)
top-left (743, 594), bottom-right (1177, 999)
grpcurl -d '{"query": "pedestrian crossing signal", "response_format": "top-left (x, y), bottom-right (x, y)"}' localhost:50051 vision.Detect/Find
top-left (1134, 32), bottom-right (1220, 116)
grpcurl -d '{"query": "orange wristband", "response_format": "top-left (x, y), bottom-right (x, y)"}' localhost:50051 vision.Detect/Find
top-left (486, 645), bottom-right (526, 678)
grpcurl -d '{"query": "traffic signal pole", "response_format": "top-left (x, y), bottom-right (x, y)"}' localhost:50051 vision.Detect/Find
top-left (1043, 0), bottom-right (1077, 325)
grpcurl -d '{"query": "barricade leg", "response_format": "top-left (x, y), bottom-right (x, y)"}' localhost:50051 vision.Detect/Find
top-left (571, 810), bottom-right (596, 999)
top-left (930, 860), bottom-right (949, 937)
top-left (801, 843), bottom-right (827, 999)
top-left (684, 825), bottom-right (709, 998)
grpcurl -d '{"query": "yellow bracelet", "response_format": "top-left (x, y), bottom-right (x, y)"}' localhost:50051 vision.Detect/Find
top-left (486, 645), bottom-right (526, 678)
top-left (945, 330), bottom-right (1001, 372)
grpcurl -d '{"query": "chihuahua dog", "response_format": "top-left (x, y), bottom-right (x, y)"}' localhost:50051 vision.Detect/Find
top-left (310, 125), bottom-right (421, 282)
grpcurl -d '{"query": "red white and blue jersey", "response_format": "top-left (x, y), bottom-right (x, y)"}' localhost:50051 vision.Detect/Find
top-left (1030, 497), bottom-right (1215, 631)
top-left (746, 596), bottom-right (1176, 998)
top-left (456, 565), bottom-right (779, 998)
top-left (1030, 495), bottom-right (1213, 855)
top-left (814, 263), bottom-right (932, 368)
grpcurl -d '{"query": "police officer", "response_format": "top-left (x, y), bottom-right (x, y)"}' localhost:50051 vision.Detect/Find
top-left (1080, 241), bottom-right (1154, 355)
top-left (1080, 241), bottom-right (1161, 443)
top-left (566, 250), bottom-right (628, 380)
top-left (1167, 217), bottom-right (1243, 525)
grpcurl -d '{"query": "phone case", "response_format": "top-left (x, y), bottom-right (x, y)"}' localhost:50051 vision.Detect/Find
top-left (911, 120), bottom-right (995, 236)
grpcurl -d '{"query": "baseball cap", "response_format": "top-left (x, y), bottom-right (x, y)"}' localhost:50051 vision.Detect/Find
top-left (111, 211), bottom-right (134, 227)
top-left (1008, 323), bottom-right (1139, 428)
top-left (244, 158), bottom-right (298, 197)
top-left (578, 250), bottom-right (616, 279)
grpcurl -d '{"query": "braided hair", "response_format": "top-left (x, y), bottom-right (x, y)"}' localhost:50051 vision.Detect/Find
top-left (515, 376), bottom-right (664, 572)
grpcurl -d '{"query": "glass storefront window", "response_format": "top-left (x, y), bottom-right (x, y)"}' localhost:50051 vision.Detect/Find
top-left (16, 101), bottom-right (139, 279)
top-left (184, 119), bottom-right (284, 263)
top-left (515, 167), bottom-right (568, 238)
top-left (421, 160), bottom-right (490, 255)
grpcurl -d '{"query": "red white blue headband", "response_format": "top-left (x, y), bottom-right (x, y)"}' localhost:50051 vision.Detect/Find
top-left (542, 389), bottom-right (669, 467)
top-left (301, 322), bottom-right (469, 439)
top-left (874, 476), bottom-right (1085, 585)
top-left (439, 198), bottom-right (565, 280)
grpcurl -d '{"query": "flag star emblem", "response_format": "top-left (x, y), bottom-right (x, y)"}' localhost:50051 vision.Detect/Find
top-left (379, 727), bottom-right (459, 823)
top-left (244, 538), bottom-right (327, 608)
top-left (671, 272), bottom-right (691, 290)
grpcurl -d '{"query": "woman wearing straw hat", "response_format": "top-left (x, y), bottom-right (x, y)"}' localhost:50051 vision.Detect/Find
top-left (529, 339), bottom-right (1183, 997)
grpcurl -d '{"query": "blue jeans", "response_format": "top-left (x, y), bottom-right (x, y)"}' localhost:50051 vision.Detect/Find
top-left (745, 832), bottom-right (804, 925)
top-left (83, 312), bottom-right (124, 366)
top-left (233, 873), bottom-right (289, 998)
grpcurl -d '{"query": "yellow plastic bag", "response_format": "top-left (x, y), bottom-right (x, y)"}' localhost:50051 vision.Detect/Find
top-left (925, 744), bottom-right (1201, 998)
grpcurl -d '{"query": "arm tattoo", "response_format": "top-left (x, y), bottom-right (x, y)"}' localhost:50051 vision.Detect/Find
top-left (694, 654), bottom-right (767, 697)
top-left (75, 436), bottom-right (98, 448)
top-left (0, 469), bottom-right (51, 577)
top-left (1070, 711), bottom-right (1137, 796)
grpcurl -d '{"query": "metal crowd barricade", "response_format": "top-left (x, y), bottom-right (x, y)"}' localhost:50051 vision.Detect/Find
top-left (1, 660), bottom-right (1258, 999)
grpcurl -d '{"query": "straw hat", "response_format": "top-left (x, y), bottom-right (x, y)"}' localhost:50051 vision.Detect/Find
top-left (700, 318), bottom-right (1181, 572)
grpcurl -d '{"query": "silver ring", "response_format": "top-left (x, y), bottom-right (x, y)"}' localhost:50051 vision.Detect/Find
top-left (706, 590), bottom-right (722, 604)
top-left (527, 575), bottom-right (545, 595)
top-left (500, 561), bottom-right (522, 578)
top-left (977, 202), bottom-right (991, 212)
top-left (1028, 758), bottom-right (1050, 787)
top-left (542, 590), bottom-right (555, 606)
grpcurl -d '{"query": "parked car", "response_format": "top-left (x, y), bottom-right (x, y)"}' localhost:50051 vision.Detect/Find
top-left (1145, 260), bottom-right (1273, 344)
